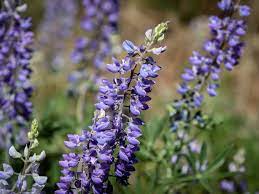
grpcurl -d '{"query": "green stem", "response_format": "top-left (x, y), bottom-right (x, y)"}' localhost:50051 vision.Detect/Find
top-left (12, 143), bottom-right (31, 193)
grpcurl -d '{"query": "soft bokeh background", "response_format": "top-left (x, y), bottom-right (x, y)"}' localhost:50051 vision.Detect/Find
top-left (19, 0), bottom-right (259, 192)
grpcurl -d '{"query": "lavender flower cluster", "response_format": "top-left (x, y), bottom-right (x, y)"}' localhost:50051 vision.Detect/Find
top-left (69, 0), bottom-right (120, 95)
top-left (170, 0), bottom-right (250, 134)
top-left (0, 0), bottom-right (34, 149)
top-left (56, 22), bottom-right (168, 194)
top-left (178, 0), bottom-right (250, 103)
top-left (38, 0), bottom-right (77, 71)
top-left (168, 0), bottom-right (250, 178)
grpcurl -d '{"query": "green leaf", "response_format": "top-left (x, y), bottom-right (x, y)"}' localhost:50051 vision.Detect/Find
top-left (200, 142), bottom-right (207, 164)
top-left (185, 151), bottom-right (197, 173)
top-left (199, 179), bottom-right (213, 193)
top-left (206, 144), bottom-right (233, 174)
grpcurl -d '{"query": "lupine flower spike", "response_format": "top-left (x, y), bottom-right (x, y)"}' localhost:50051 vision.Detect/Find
top-left (170, 0), bottom-right (250, 136)
top-left (169, 0), bottom-right (250, 175)
top-left (56, 22), bottom-right (169, 194)
top-left (0, 0), bottom-right (34, 149)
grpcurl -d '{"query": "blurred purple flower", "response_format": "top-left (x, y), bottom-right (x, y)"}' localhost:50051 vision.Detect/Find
top-left (68, 0), bottom-right (120, 96)
top-left (38, 0), bottom-right (78, 71)
top-left (0, 0), bottom-right (34, 148)
top-left (220, 180), bottom-right (235, 193)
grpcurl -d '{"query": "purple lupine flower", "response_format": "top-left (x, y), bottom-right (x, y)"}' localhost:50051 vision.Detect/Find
top-left (220, 180), bottom-right (235, 192)
top-left (56, 22), bottom-right (169, 193)
top-left (38, 0), bottom-right (77, 71)
top-left (170, 0), bottom-right (250, 132)
top-left (218, 0), bottom-right (232, 11)
top-left (179, 0), bottom-right (249, 103)
top-left (238, 6), bottom-right (250, 17)
top-left (68, 0), bottom-right (120, 96)
top-left (168, 0), bottom-right (250, 180)
top-left (0, 0), bottom-right (34, 148)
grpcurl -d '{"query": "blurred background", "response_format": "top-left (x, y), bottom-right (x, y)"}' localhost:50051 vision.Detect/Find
top-left (18, 0), bottom-right (259, 192)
